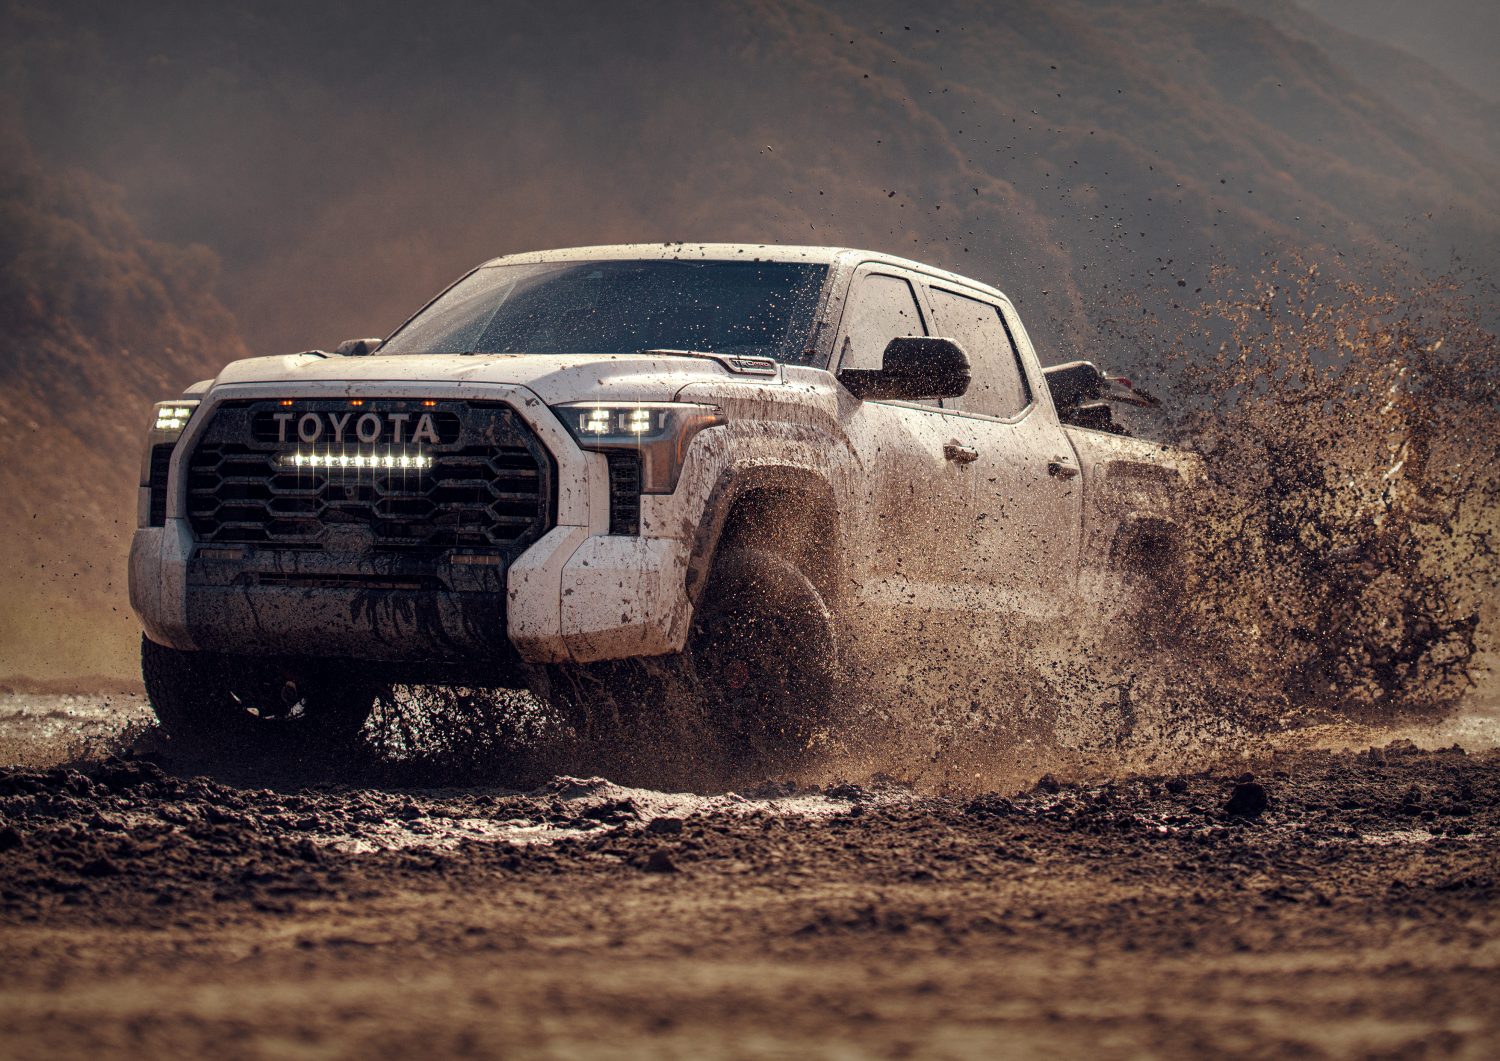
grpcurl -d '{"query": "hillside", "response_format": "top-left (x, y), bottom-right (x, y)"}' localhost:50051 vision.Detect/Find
top-left (0, 118), bottom-right (245, 681)
top-left (1228, 0), bottom-right (1500, 169)
top-left (0, 0), bottom-right (1495, 680)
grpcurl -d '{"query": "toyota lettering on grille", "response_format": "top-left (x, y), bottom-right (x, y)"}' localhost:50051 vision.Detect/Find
top-left (273, 410), bottom-right (443, 446)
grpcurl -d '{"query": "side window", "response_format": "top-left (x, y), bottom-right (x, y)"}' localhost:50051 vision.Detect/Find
top-left (837, 273), bottom-right (926, 371)
top-left (926, 288), bottom-right (1032, 419)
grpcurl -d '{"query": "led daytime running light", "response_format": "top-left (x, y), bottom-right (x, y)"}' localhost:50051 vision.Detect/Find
top-left (154, 405), bottom-right (195, 431)
top-left (551, 401), bottom-right (725, 494)
top-left (149, 400), bottom-right (200, 440)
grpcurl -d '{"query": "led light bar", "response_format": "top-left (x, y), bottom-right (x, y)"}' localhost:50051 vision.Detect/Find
top-left (276, 451), bottom-right (432, 470)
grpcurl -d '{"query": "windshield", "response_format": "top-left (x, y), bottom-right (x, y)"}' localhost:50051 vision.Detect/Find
top-left (379, 259), bottom-right (829, 364)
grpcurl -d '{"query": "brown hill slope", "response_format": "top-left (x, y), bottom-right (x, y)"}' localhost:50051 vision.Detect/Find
top-left (0, 0), bottom-right (1495, 681)
top-left (0, 118), bottom-right (245, 681)
top-left (8, 0), bottom-right (1497, 355)
top-left (1227, 0), bottom-right (1500, 168)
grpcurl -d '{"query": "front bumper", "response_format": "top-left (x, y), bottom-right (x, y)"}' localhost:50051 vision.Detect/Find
top-left (129, 380), bottom-right (698, 668)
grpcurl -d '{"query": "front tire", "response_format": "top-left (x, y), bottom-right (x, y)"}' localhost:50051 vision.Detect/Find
top-left (534, 547), bottom-right (838, 773)
top-left (142, 636), bottom-right (376, 757)
top-left (686, 547), bottom-right (838, 767)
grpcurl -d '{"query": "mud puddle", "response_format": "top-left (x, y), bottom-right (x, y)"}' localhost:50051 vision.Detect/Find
top-left (310, 775), bottom-right (905, 855)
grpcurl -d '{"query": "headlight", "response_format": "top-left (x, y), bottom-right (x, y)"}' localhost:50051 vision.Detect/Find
top-left (552, 401), bottom-right (724, 493)
top-left (148, 400), bottom-right (200, 445)
top-left (140, 399), bottom-right (200, 526)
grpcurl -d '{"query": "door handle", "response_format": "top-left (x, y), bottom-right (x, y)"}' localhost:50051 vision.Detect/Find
top-left (944, 442), bottom-right (979, 464)
top-left (1047, 457), bottom-right (1080, 479)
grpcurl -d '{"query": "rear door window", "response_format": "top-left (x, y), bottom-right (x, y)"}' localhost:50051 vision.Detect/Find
top-left (926, 288), bottom-right (1032, 419)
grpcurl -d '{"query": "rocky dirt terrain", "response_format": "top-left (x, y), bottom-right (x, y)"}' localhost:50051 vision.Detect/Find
top-left (1, 693), bottom-right (1498, 1058)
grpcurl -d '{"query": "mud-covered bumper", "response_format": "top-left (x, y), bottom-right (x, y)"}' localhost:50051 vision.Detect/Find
top-left (130, 522), bottom-right (510, 662)
top-left (129, 514), bottom-right (692, 666)
top-left (128, 380), bottom-right (705, 668)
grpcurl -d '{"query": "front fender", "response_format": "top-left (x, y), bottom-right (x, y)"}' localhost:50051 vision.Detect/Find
top-left (684, 461), bottom-right (841, 604)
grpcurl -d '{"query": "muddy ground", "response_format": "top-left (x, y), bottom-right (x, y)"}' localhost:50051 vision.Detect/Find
top-left (1, 693), bottom-right (1498, 1059)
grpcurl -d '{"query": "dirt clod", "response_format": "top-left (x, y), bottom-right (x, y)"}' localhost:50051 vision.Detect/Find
top-left (642, 849), bottom-right (679, 873)
top-left (1225, 780), bottom-right (1270, 818)
top-left (78, 856), bottom-right (118, 877)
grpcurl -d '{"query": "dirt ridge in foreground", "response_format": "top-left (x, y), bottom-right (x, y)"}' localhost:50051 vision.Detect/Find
top-left (1, 742), bottom-right (1497, 1057)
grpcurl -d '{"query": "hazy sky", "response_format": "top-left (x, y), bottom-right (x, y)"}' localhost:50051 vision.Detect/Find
top-left (1296, 0), bottom-right (1500, 101)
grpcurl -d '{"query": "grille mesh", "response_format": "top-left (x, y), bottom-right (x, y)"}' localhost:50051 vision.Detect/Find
top-left (185, 400), bottom-right (553, 556)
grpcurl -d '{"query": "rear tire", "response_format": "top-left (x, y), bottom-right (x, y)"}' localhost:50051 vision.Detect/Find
top-left (142, 636), bottom-right (376, 758)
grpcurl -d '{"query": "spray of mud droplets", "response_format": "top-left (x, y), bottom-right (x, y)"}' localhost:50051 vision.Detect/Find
top-left (820, 262), bottom-right (1499, 794)
top-left (1110, 262), bottom-right (1499, 729)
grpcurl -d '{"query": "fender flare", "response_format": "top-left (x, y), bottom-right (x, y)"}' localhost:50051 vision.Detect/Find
top-left (685, 464), bottom-right (841, 605)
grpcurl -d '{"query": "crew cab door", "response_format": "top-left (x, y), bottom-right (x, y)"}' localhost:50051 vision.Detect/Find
top-left (833, 265), bottom-right (990, 617)
top-left (922, 285), bottom-right (1083, 618)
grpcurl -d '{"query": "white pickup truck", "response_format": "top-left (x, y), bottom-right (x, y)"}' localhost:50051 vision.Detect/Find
top-left (130, 244), bottom-right (1188, 763)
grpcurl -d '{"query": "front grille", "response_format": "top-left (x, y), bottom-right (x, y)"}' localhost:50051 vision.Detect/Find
top-left (185, 399), bottom-right (554, 557)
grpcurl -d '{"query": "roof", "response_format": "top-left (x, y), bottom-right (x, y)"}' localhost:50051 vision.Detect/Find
top-left (479, 243), bottom-right (1008, 301)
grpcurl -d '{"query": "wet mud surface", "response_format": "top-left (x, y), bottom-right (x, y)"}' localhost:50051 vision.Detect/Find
top-left (2, 696), bottom-right (1499, 1058)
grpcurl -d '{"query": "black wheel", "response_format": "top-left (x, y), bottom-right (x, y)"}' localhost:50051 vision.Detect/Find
top-left (530, 548), bottom-right (838, 774)
top-left (686, 547), bottom-right (838, 767)
top-left (142, 636), bottom-right (376, 756)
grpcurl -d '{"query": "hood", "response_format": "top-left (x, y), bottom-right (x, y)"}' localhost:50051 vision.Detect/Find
top-left (209, 351), bottom-right (771, 405)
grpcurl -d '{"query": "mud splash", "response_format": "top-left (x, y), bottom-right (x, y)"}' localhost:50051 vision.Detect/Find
top-left (816, 264), bottom-right (1499, 793)
top-left (1124, 264), bottom-right (1497, 719)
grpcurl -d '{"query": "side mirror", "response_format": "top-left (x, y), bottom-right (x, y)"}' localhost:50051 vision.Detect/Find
top-left (836, 336), bottom-right (971, 401)
top-left (335, 337), bottom-right (383, 356)
top-left (1043, 359), bottom-right (1160, 436)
